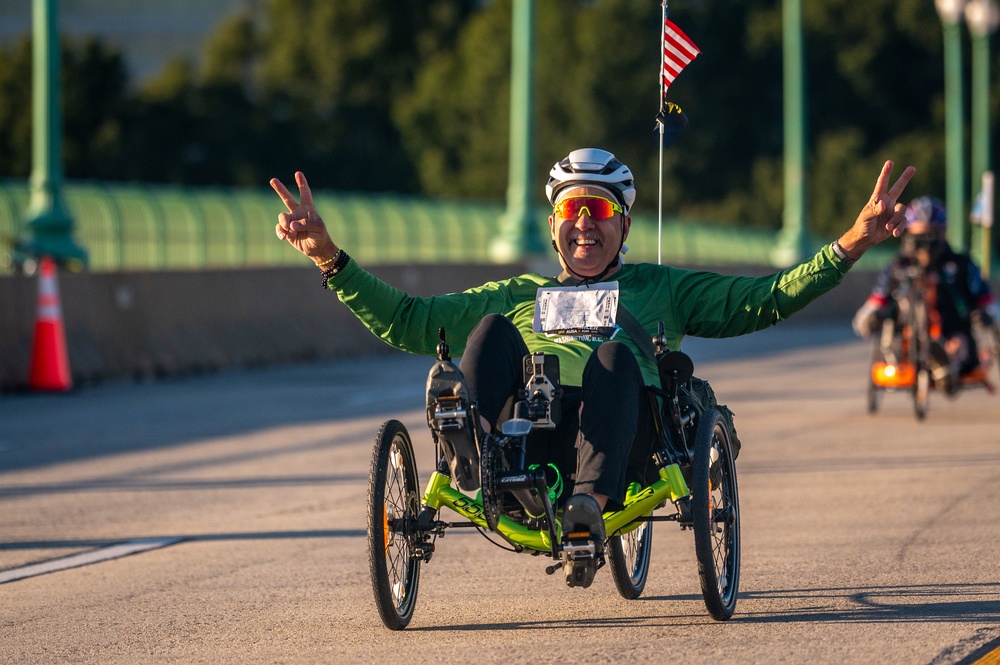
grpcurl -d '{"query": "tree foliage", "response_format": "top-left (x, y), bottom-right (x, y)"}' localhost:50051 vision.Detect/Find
top-left (0, 0), bottom-right (996, 237)
top-left (0, 37), bottom-right (130, 181)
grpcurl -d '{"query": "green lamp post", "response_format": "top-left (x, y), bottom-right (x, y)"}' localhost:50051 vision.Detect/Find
top-left (935, 0), bottom-right (969, 253)
top-left (491, 0), bottom-right (544, 263)
top-left (965, 0), bottom-right (998, 275)
top-left (13, 0), bottom-right (87, 271)
top-left (966, 0), bottom-right (998, 184)
top-left (772, 0), bottom-right (809, 267)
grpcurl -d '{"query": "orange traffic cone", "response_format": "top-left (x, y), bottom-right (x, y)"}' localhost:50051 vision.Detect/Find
top-left (28, 256), bottom-right (73, 392)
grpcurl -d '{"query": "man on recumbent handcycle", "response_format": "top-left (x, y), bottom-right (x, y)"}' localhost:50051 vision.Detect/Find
top-left (271, 148), bottom-right (915, 587)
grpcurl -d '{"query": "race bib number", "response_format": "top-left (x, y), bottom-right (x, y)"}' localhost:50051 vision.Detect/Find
top-left (533, 282), bottom-right (620, 341)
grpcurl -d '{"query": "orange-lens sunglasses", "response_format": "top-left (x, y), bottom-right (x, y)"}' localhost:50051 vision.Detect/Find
top-left (553, 195), bottom-right (623, 221)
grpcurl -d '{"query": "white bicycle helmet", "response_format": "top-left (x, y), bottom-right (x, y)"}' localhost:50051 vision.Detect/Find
top-left (545, 148), bottom-right (636, 212)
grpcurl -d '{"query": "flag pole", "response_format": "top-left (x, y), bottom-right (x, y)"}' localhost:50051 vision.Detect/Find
top-left (656, 5), bottom-right (698, 266)
top-left (658, 1), bottom-right (668, 266)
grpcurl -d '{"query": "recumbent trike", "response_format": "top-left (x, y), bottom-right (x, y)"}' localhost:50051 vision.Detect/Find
top-left (867, 266), bottom-right (1000, 420)
top-left (366, 324), bottom-right (741, 630)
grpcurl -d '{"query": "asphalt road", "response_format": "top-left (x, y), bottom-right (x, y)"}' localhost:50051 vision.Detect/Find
top-left (2, 323), bottom-right (999, 664)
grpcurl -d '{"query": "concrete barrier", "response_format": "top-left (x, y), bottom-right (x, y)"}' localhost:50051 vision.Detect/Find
top-left (0, 262), bottom-right (882, 392)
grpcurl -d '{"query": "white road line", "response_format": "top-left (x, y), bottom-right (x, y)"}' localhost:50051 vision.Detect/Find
top-left (0, 537), bottom-right (182, 584)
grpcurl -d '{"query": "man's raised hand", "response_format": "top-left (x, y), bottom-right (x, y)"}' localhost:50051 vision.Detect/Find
top-left (839, 161), bottom-right (916, 259)
top-left (863, 160), bottom-right (916, 242)
top-left (270, 171), bottom-right (337, 263)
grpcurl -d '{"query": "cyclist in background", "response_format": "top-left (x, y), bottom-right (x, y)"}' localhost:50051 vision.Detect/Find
top-left (853, 196), bottom-right (999, 392)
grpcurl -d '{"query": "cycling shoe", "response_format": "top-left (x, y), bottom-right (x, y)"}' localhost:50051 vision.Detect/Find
top-left (426, 357), bottom-right (481, 491)
top-left (561, 494), bottom-right (606, 588)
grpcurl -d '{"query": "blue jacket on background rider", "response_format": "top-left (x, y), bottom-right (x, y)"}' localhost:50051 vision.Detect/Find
top-left (852, 196), bottom-right (998, 387)
top-left (271, 149), bottom-right (915, 522)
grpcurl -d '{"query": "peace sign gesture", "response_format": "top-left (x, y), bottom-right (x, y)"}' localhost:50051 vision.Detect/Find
top-left (838, 160), bottom-right (917, 260)
top-left (270, 171), bottom-right (338, 265)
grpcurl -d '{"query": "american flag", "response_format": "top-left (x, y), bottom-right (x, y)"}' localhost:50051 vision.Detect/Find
top-left (662, 18), bottom-right (700, 97)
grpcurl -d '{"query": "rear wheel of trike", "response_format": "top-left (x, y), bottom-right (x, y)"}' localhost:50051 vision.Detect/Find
top-left (607, 521), bottom-right (652, 599)
top-left (368, 419), bottom-right (422, 630)
top-left (692, 408), bottom-right (740, 621)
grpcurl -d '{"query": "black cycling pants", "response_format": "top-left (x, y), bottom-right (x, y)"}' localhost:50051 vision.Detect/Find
top-left (460, 314), bottom-right (654, 510)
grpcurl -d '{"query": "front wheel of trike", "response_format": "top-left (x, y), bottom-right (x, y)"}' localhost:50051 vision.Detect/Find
top-left (607, 520), bottom-right (652, 599)
top-left (692, 408), bottom-right (741, 621)
top-left (367, 419), bottom-right (422, 630)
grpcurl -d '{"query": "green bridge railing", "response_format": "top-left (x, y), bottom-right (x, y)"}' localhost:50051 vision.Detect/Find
top-left (1, 179), bottom-right (868, 274)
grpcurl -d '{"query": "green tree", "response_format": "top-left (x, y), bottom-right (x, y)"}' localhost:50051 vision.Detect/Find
top-left (62, 39), bottom-right (130, 180)
top-left (2, 0), bottom-right (997, 241)
top-left (0, 37), bottom-right (130, 180)
top-left (393, 0), bottom-right (513, 200)
top-left (255, 0), bottom-right (476, 191)
top-left (0, 39), bottom-right (33, 178)
top-left (112, 14), bottom-right (276, 186)
top-left (397, 0), bottom-right (667, 204)
top-left (396, 0), bottom-right (994, 240)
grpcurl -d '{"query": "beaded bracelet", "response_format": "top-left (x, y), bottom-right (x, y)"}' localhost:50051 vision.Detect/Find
top-left (315, 254), bottom-right (337, 268)
top-left (320, 250), bottom-right (350, 289)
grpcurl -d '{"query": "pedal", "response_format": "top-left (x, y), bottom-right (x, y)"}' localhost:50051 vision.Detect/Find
top-left (561, 494), bottom-right (606, 589)
top-left (562, 535), bottom-right (601, 588)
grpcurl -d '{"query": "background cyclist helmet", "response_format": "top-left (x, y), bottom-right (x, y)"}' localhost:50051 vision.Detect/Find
top-left (903, 196), bottom-right (948, 261)
top-left (904, 196), bottom-right (947, 233)
top-left (545, 148), bottom-right (636, 212)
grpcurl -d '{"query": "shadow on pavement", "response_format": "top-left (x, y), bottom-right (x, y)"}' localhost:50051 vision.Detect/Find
top-left (0, 322), bottom-right (857, 473)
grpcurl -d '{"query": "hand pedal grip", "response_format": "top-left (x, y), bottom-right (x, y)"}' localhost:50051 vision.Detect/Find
top-left (520, 352), bottom-right (561, 429)
top-left (425, 358), bottom-right (480, 491)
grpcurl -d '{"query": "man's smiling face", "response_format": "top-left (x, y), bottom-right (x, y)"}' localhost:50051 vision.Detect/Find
top-left (549, 185), bottom-right (631, 278)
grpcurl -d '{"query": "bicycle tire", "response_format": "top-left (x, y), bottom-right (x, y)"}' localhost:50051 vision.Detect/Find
top-left (367, 419), bottom-right (422, 630)
top-left (607, 521), bottom-right (652, 599)
top-left (868, 331), bottom-right (885, 414)
top-left (911, 299), bottom-right (931, 420)
top-left (867, 379), bottom-right (881, 414)
top-left (692, 408), bottom-right (741, 621)
top-left (914, 366), bottom-right (930, 420)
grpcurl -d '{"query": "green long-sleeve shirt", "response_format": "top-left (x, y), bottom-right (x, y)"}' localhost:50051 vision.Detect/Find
top-left (326, 244), bottom-right (852, 386)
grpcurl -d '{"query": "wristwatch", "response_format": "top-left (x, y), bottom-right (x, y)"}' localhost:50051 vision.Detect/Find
top-left (831, 241), bottom-right (856, 266)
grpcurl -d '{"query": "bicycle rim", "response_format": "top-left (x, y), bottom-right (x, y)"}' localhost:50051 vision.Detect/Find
top-left (692, 409), bottom-right (740, 621)
top-left (608, 521), bottom-right (652, 599)
top-left (367, 420), bottom-right (421, 630)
